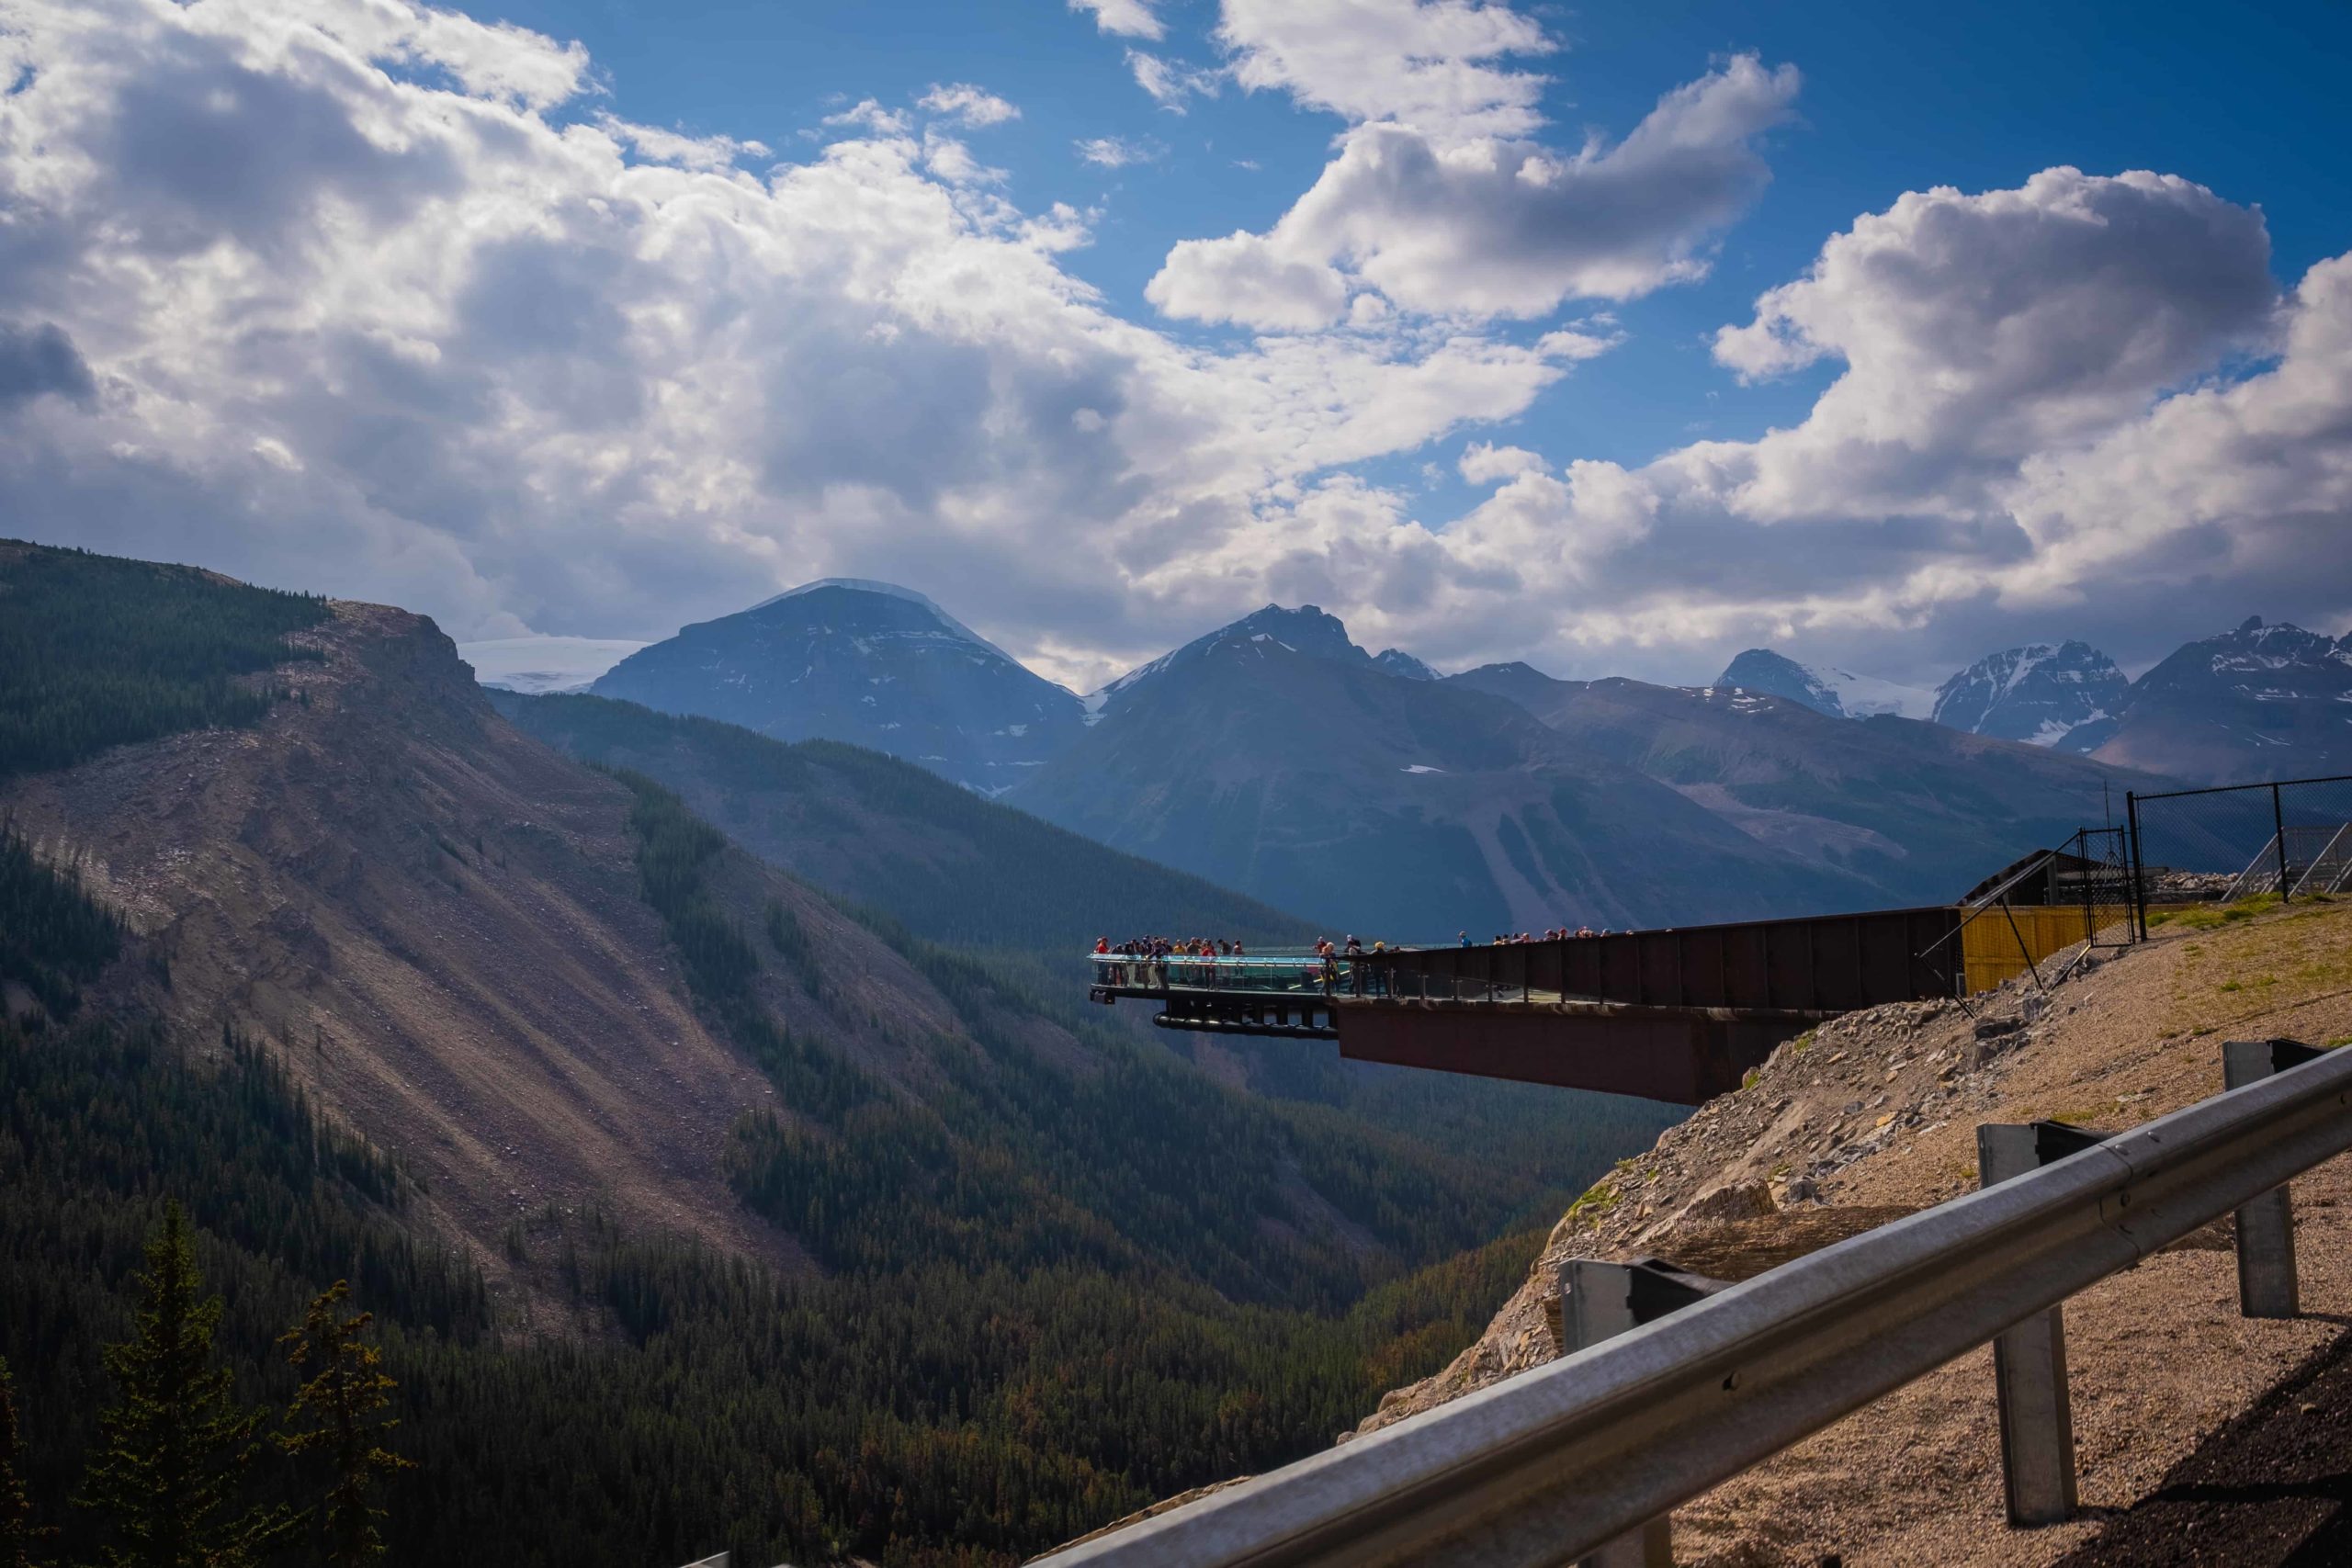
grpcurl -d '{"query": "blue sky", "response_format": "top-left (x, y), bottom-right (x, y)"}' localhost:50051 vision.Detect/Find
top-left (4, 0), bottom-right (2349, 691)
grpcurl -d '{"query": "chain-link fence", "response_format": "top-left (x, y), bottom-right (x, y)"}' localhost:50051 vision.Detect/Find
top-left (2128, 773), bottom-right (2352, 934)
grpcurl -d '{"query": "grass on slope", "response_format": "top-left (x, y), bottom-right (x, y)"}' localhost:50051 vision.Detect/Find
top-left (0, 540), bottom-right (328, 779)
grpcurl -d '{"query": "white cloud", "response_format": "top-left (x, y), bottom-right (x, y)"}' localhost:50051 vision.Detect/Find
top-left (821, 97), bottom-right (910, 135)
top-left (917, 83), bottom-right (1021, 128)
top-left (1126, 51), bottom-right (1222, 111)
top-left (599, 114), bottom-right (769, 171)
top-left (1150, 49), bottom-right (1799, 328)
top-left (0, 0), bottom-right (1606, 688)
top-left (1070, 0), bottom-right (1164, 40)
top-left (4, 1), bottom-right (2340, 693)
top-left (1075, 136), bottom-right (1162, 169)
top-left (1458, 441), bottom-right (1544, 483)
top-left (921, 131), bottom-right (1003, 185)
top-left (1217, 0), bottom-right (1554, 139)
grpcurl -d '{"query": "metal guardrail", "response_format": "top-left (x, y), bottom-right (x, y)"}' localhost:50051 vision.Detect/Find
top-left (1040, 1037), bottom-right (2352, 1568)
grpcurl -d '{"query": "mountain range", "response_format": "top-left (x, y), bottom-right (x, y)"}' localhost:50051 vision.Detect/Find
top-left (527, 579), bottom-right (2352, 933)
top-left (0, 539), bottom-right (1678, 1567)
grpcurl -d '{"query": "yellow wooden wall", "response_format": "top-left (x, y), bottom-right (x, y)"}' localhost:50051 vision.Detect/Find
top-left (1962, 905), bottom-right (2109, 993)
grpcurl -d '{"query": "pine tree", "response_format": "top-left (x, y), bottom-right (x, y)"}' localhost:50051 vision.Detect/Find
top-left (278, 1282), bottom-right (413, 1567)
top-left (0, 1356), bottom-right (51, 1568)
top-left (74, 1202), bottom-right (293, 1568)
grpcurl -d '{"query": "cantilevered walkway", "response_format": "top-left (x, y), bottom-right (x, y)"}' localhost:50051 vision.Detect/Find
top-left (1089, 906), bottom-right (1966, 1105)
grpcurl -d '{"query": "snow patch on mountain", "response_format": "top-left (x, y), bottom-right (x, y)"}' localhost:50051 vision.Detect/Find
top-left (1931, 641), bottom-right (2129, 753)
top-left (1714, 649), bottom-right (1935, 721)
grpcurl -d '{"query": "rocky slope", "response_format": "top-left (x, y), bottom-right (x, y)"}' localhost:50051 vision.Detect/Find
top-left (1353, 896), bottom-right (2352, 1564)
top-left (2093, 616), bottom-right (2352, 785)
top-left (1931, 640), bottom-right (2131, 752)
top-left (0, 596), bottom-right (944, 1283)
top-left (593, 579), bottom-right (1085, 794)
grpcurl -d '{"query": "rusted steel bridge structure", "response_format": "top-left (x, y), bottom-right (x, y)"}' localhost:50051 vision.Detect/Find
top-left (1090, 905), bottom-right (1967, 1105)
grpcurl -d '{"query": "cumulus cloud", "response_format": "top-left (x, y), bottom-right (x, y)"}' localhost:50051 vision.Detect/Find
top-left (1341, 169), bottom-right (2339, 681)
top-left (1150, 39), bottom-right (1800, 329)
top-left (1070, 0), bottom-right (1163, 40)
top-left (1457, 441), bottom-right (1544, 484)
top-left (1217, 0), bottom-right (1553, 138)
top-left (916, 83), bottom-right (1021, 127)
top-left (6, 0), bottom-right (2341, 693)
top-left (0, 0), bottom-right (1607, 684)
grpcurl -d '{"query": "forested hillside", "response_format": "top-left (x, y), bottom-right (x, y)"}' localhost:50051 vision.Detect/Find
top-left (0, 542), bottom-right (1677, 1564)
top-left (501, 689), bottom-right (1674, 1182)
top-left (0, 540), bottom-right (328, 780)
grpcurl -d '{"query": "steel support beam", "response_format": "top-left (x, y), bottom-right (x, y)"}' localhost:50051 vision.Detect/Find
top-left (1977, 1122), bottom-right (2108, 1527)
top-left (2223, 1038), bottom-right (2324, 1318)
top-left (1565, 1261), bottom-right (1728, 1567)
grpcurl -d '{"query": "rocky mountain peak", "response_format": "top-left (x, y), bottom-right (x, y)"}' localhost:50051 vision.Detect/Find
top-left (1929, 639), bottom-right (2128, 753)
top-left (1715, 649), bottom-right (1935, 721)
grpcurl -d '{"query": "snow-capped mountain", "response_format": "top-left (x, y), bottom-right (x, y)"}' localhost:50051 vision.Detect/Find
top-left (1929, 641), bottom-right (2129, 752)
top-left (1714, 649), bottom-right (1937, 721)
top-left (458, 636), bottom-right (649, 694)
top-left (2093, 617), bottom-right (2352, 784)
top-left (590, 579), bottom-right (1084, 794)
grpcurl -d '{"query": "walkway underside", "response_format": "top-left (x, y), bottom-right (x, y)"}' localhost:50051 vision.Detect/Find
top-left (1096, 983), bottom-right (1827, 1105)
top-left (1333, 998), bottom-right (1826, 1105)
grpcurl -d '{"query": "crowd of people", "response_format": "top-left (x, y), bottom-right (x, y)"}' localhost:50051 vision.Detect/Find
top-left (1091, 934), bottom-right (1254, 989)
top-left (1464, 926), bottom-right (1615, 944)
top-left (1091, 925), bottom-right (1622, 996)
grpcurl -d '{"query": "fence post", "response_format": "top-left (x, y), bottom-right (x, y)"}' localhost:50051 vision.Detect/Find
top-left (1563, 1259), bottom-right (1728, 1566)
top-left (2125, 791), bottom-right (2149, 942)
top-left (2274, 782), bottom-right (2291, 903)
top-left (1978, 1122), bottom-right (2105, 1526)
top-left (2223, 1038), bottom-right (2322, 1317)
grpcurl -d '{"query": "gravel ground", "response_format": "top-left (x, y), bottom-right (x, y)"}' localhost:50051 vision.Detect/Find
top-left (1355, 896), bottom-right (2352, 1565)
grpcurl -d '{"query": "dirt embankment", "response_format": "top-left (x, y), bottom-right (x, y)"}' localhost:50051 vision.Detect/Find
top-left (0, 600), bottom-right (1039, 1308)
top-left (1357, 897), bottom-right (2352, 1565)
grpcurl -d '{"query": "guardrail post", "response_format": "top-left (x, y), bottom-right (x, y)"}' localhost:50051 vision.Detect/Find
top-left (1978, 1122), bottom-right (2107, 1527)
top-left (1564, 1258), bottom-right (1729, 1567)
top-left (2224, 1039), bottom-right (2323, 1318)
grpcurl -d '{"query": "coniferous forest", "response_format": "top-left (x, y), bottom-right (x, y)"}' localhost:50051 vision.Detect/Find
top-left (0, 542), bottom-right (1673, 1565)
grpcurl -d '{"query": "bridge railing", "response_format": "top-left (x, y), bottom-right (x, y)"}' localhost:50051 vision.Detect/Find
top-left (1039, 1036), bottom-right (2352, 1567)
top-left (1090, 952), bottom-right (1384, 996)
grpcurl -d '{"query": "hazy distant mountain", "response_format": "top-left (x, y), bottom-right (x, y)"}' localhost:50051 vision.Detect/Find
top-left (2092, 616), bottom-right (2352, 784)
top-left (1716, 649), bottom-right (1936, 720)
top-left (1084, 604), bottom-right (1378, 722)
top-left (458, 634), bottom-right (647, 694)
top-left (1450, 664), bottom-right (2169, 908)
top-left (591, 579), bottom-right (1083, 794)
top-left (1012, 617), bottom-right (1874, 939)
top-left (1930, 641), bottom-right (2130, 752)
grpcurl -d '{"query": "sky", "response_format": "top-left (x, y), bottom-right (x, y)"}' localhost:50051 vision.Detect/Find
top-left (2, 0), bottom-right (2348, 694)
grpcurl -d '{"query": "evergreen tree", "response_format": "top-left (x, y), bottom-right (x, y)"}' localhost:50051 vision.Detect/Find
top-left (278, 1283), bottom-right (412, 1567)
top-left (74, 1203), bottom-right (293, 1568)
top-left (0, 1356), bottom-right (50, 1568)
